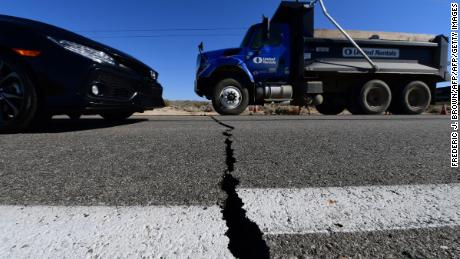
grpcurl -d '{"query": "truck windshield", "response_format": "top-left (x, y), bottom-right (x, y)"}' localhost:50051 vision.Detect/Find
top-left (240, 24), bottom-right (282, 49)
top-left (240, 25), bottom-right (259, 48)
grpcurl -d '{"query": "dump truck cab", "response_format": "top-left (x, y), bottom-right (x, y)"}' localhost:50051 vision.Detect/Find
top-left (195, 22), bottom-right (293, 97)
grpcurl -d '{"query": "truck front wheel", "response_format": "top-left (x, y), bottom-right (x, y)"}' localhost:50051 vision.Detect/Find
top-left (316, 95), bottom-right (346, 115)
top-left (400, 81), bottom-right (431, 115)
top-left (212, 78), bottom-right (249, 116)
top-left (358, 80), bottom-right (392, 115)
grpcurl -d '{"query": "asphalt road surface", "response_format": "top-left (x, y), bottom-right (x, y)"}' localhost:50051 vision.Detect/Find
top-left (0, 115), bottom-right (458, 258)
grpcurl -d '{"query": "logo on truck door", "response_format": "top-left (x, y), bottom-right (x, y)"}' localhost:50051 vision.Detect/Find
top-left (253, 57), bottom-right (277, 65)
top-left (343, 48), bottom-right (400, 58)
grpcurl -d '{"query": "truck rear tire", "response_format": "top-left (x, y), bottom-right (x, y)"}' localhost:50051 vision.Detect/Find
top-left (316, 95), bottom-right (346, 115)
top-left (400, 81), bottom-right (431, 115)
top-left (358, 80), bottom-right (392, 115)
top-left (212, 78), bottom-right (249, 116)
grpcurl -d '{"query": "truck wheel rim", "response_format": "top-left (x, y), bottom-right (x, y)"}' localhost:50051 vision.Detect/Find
top-left (0, 60), bottom-right (26, 121)
top-left (219, 86), bottom-right (242, 110)
top-left (366, 87), bottom-right (388, 108)
top-left (407, 87), bottom-right (428, 109)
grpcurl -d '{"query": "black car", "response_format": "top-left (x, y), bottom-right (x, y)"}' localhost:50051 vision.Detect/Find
top-left (0, 15), bottom-right (165, 132)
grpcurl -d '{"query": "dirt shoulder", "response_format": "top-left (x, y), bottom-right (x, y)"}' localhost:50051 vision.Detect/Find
top-left (134, 101), bottom-right (449, 116)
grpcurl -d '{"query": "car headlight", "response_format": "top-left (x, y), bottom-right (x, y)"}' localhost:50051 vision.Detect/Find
top-left (48, 37), bottom-right (115, 65)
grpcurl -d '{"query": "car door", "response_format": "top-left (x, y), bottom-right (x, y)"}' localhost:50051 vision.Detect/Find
top-left (246, 24), bottom-right (290, 82)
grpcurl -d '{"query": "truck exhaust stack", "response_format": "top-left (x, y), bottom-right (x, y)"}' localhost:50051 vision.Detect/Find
top-left (311, 0), bottom-right (378, 71)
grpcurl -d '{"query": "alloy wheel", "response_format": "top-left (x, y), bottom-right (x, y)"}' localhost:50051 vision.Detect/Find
top-left (0, 59), bottom-right (27, 123)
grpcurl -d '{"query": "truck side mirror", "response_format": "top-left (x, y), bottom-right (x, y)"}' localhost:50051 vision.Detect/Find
top-left (262, 16), bottom-right (270, 41)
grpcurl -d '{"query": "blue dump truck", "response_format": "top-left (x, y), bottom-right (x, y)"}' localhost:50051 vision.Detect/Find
top-left (195, 0), bottom-right (449, 115)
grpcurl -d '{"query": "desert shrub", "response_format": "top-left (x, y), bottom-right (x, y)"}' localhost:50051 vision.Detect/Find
top-left (262, 105), bottom-right (275, 115)
top-left (201, 104), bottom-right (214, 112)
top-left (167, 100), bottom-right (212, 112)
top-left (274, 106), bottom-right (301, 115)
top-left (427, 105), bottom-right (441, 114)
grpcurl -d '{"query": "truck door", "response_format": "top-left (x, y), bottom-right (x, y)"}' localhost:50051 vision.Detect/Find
top-left (246, 24), bottom-right (290, 81)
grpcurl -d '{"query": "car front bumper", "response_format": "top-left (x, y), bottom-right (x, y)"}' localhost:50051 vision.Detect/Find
top-left (30, 55), bottom-right (165, 114)
top-left (82, 66), bottom-right (165, 113)
top-left (26, 43), bottom-right (165, 114)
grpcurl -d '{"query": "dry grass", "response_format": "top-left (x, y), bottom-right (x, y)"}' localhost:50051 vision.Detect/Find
top-left (165, 100), bottom-right (213, 113)
top-left (260, 105), bottom-right (315, 115)
top-left (427, 104), bottom-right (450, 114)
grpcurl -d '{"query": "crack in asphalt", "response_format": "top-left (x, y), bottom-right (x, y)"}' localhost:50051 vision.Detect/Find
top-left (211, 116), bottom-right (270, 259)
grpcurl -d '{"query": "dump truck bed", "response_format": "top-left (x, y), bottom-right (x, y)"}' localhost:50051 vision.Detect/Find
top-left (305, 59), bottom-right (439, 74)
top-left (314, 29), bottom-right (436, 42)
top-left (303, 34), bottom-right (447, 79)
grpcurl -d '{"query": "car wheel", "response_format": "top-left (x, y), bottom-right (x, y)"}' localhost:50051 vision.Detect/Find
top-left (100, 112), bottom-right (134, 122)
top-left (400, 81), bottom-right (431, 115)
top-left (316, 95), bottom-right (346, 115)
top-left (212, 78), bottom-right (249, 116)
top-left (359, 80), bottom-right (392, 115)
top-left (0, 55), bottom-right (39, 133)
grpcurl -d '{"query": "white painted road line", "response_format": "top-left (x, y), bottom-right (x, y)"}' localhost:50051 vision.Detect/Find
top-left (0, 206), bottom-right (233, 259)
top-left (239, 184), bottom-right (460, 235)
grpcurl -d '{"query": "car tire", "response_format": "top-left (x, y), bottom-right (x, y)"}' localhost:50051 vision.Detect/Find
top-left (400, 81), bottom-right (431, 115)
top-left (212, 78), bottom-right (249, 116)
top-left (316, 95), bottom-right (346, 115)
top-left (100, 112), bottom-right (134, 122)
top-left (0, 54), bottom-right (39, 133)
top-left (358, 80), bottom-right (392, 115)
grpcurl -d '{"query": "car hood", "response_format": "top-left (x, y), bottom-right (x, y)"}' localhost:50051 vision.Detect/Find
top-left (0, 15), bottom-right (155, 75)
